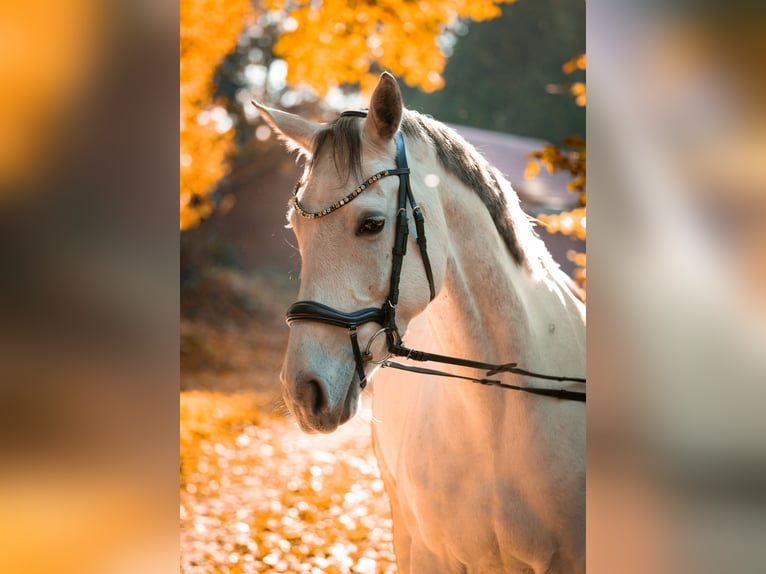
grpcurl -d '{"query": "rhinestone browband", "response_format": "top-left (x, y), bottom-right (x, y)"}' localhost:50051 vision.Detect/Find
top-left (292, 169), bottom-right (396, 219)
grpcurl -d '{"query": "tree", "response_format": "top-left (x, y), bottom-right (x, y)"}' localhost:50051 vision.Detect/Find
top-left (181, 0), bottom-right (586, 294)
top-left (180, 0), bottom-right (254, 230)
top-left (525, 53), bottom-right (586, 292)
top-left (180, 0), bottom-right (521, 230)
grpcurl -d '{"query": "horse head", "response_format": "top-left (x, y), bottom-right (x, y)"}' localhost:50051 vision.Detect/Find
top-left (255, 73), bottom-right (448, 433)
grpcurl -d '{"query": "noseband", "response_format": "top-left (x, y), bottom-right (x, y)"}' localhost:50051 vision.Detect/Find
top-left (286, 110), bottom-right (586, 401)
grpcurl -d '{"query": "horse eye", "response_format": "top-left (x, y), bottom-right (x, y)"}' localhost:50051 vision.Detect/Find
top-left (357, 217), bottom-right (385, 236)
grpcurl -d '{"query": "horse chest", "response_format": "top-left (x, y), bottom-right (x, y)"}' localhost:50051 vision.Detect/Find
top-left (388, 391), bottom-right (562, 572)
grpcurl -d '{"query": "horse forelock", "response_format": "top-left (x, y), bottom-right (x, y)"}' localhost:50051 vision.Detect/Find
top-left (307, 115), bottom-right (365, 187)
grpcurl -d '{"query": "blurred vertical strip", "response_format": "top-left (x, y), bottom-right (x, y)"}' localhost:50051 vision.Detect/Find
top-left (589, 1), bottom-right (766, 573)
top-left (0, 1), bottom-right (179, 573)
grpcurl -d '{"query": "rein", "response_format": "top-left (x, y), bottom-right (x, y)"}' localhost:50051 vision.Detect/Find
top-left (285, 110), bottom-right (585, 402)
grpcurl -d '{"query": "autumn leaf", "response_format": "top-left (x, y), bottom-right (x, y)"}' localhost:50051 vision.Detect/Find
top-left (180, 0), bottom-right (523, 230)
top-left (561, 53), bottom-right (586, 75)
top-left (180, 0), bottom-right (254, 230)
top-left (524, 161), bottom-right (540, 179)
top-left (539, 208), bottom-right (586, 241)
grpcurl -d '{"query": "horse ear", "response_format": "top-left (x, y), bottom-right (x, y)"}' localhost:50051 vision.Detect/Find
top-left (365, 72), bottom-right (403, 143)
top-left (251, 101), bottom-right (320, 152)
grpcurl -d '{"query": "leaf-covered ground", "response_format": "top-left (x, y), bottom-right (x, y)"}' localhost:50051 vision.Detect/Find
top-left (180, 270), bottom-right (398, 573)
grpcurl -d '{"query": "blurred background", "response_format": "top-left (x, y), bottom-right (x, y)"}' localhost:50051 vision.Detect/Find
top-left (0, 0), bottom-right (763, 572)
top-left (588, 2), bottom-right (766, 572)
top-left (179, 0), bottom-right (585, 571)
top-left (1, 2), bottom-right (178, 573)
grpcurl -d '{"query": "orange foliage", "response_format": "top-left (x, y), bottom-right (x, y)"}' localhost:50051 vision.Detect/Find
top-left (528, 132), bottom-right (586, 290)
top-left (538, 207), bottom-right (586, 241)
top-left (525, 135), bottom-right (586, 203)
top-left (180, 0), bottom-right (520, 229)
top-left (181, 306), bottom-right (398, 572)
top-left (538, 205), bottom-right (586, 292)
top-left (180, 390), bottom-right (398, 572)
top-left (527, 54), bottom-right (587, 290)
top-left (271, 0), bottom-right (516, 95)
top-left (561, 53), bottom-right (586, 106)
top-left (567, 250), bottom-right (586, 293)
top-left (180, 0), bottom-right (254, 230)
top-left (561, 53), bottom-right (586, 74)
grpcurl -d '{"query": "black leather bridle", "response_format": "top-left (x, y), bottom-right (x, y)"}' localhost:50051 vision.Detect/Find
top-left (285, 110), bottom-right (586, 402)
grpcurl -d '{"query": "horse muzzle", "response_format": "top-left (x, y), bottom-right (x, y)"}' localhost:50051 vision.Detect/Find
top-left (286, 300), bottom-right (394, 389)
top-left (282, 370), bottom-right (359, 433)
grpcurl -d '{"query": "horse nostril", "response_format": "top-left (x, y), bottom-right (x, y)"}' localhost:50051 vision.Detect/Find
top-left (305, 379), bottom-right (327, 416)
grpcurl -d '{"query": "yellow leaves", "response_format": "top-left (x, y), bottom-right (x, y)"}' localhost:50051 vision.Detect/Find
top-left (570, 82), bottom-right (586, 96)
top-left (525, 139), bottom-right (586, 202)
top-left (180, 391), bottom-right (262, 448)
top-left (179, 0), bottom-right (525, 229)
top-left (538, 207), bottom-right (586, 241)
top-left (180, 0), bottom-right (254, 230)
top-left (180, 389), bottom-right (399, 572)
top-left (567, 250), bottom-right (586, 293)
top-left (462, 1), bottom-right (504, 21)
top-left (525, 141), bottom-right (586, 291)
top-left (179, 107), bottom-right (235, 230)
top-left (181, 302), bottom-right (398, 572)
top-left (570, 82), bottom-right (586, 106)
top-left (562, 53), bottom-right (586, 74)
top-left (556, 53), bottom-right (587, 107)
top-left (524, 161), bottom-right (540, 179)
top-left (567, 174), bottom-right (586, 195)
top-left (562, 134), bottom-right (586, 152)
top-left (567, 250), bottom-right (586, 268)
top-left (272, 0), bottom-right (516, 96)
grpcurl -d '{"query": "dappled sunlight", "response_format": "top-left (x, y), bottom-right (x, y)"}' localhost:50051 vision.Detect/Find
top-left (179, 0), bottom-right (525, 230)
top-left (181, 269), bottom-right (396, 573)
top-left (526, 128), bottom-right (587, 291)
top-left (180, 391), bottom-right (397, 573)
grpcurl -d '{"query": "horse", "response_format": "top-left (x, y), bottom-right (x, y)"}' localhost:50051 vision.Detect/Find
top-left (254, 72), bottom-right (585, 573)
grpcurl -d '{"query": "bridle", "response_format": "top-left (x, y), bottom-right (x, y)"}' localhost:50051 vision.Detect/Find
top-left (286, 110), bottom-right (431, 389)
top-left (285, 110), bottom-right (586, 402)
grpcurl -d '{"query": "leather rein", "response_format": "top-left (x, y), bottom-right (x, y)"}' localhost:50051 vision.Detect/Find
top-left (285, 110), bottom-right (586, 402)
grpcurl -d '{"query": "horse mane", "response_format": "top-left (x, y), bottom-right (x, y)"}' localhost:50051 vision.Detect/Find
top-left (400, 110), bottom-right (529, 267)
top-left (307, 108), bottom-right (571, 286)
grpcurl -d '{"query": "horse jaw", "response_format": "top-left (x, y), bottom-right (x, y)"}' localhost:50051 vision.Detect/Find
top-left (251, 101), bottom-right (320, 152)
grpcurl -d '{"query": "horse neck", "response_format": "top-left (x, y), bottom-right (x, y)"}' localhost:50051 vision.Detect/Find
top-left (421, 166), bottom-right (586, 383)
